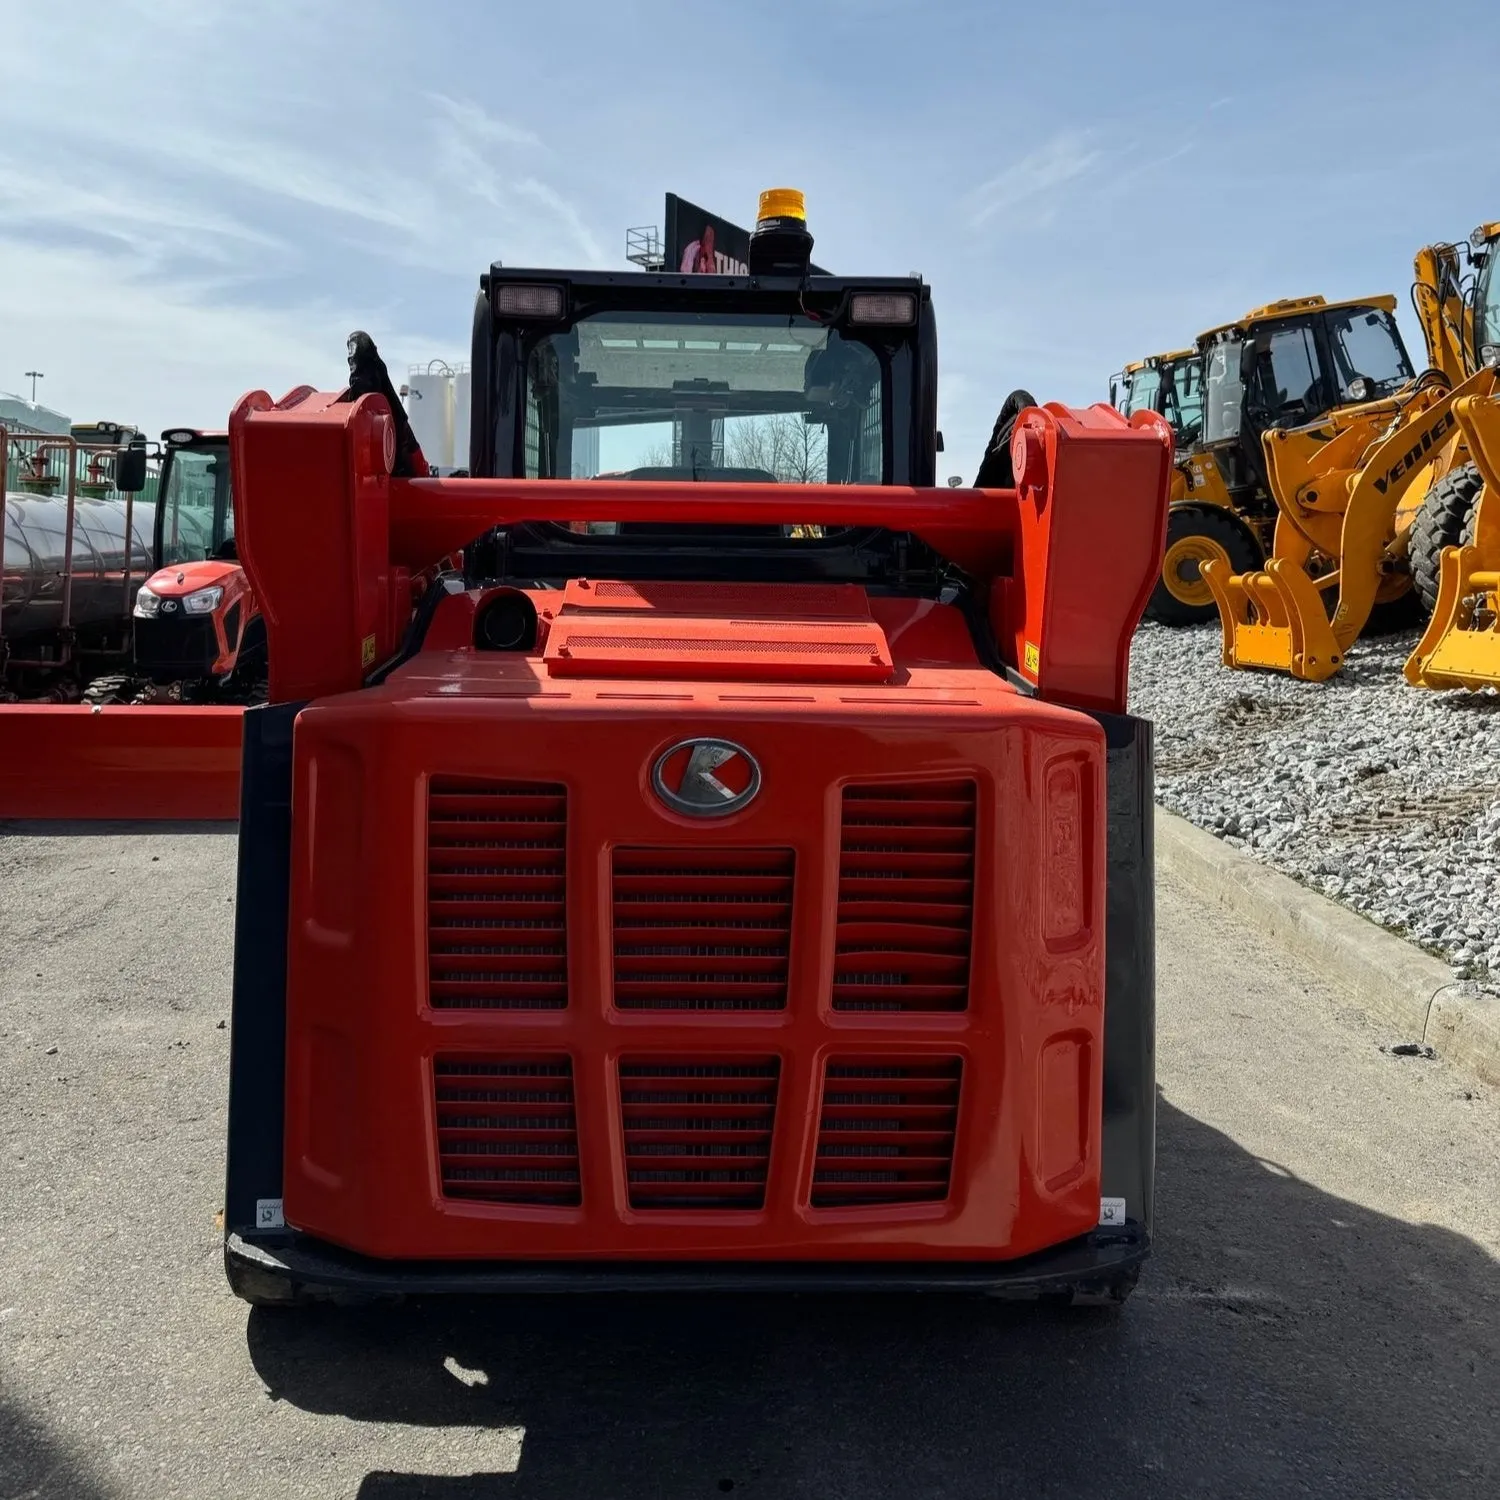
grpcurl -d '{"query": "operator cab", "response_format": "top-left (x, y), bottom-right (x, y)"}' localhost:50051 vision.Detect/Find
top-left (152, 429), bottom-right (235, 565)
top-left (466, 239), bottom-right (939, 581)
top-left (1472, 223), bottom-right (1500, 368)
top-left (132, 429), bottom-right (260, 689)
top-left (1198, 295), bottom-right (1414, 511)
top-left (1115, 351), bottom-right (1203, 449)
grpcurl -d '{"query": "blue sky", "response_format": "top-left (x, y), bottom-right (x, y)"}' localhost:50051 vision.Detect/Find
top-left (4, 0), bottom-right (1498, 479)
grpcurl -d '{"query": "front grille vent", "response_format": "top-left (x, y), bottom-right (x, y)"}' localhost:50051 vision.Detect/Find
top-left (427, 779), bottom-right (567, 1009)
top-left (613, 848), bottom-right (793, 1010)
top-left (619, 1058), bottom-right (780, 1209)
top-left (811, 1058), bottom-right (962, 1207)
top-left (433, 1056), bottom-right (580, 1206)
top-left (834, 782), bottom-right (976, 1011)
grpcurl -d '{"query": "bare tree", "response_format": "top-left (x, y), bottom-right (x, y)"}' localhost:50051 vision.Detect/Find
top-left (725, 414), bottom-right (827, 483)
top-left (635, 439), bottom-right (675, 469)
top-left (607, 416), bottom-right (828, 483)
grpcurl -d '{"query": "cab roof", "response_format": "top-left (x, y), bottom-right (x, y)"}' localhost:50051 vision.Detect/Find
top-left (1196, 292), bottom-right (1398, 343)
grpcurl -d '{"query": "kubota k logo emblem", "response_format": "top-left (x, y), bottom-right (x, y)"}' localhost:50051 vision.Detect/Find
top-left (652, 738), bottom-right (761, 817)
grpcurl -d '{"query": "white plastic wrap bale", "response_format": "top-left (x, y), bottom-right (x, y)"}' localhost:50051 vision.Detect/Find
top-left (2, 493), bottom-right (157, 640)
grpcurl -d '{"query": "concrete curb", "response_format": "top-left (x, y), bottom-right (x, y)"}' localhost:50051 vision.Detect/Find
top-left (1155, 809), bottom-right (1500, 1088)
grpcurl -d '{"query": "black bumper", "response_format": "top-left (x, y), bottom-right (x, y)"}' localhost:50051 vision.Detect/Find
top-left (225, 1222), bottom-right (1149, 1305)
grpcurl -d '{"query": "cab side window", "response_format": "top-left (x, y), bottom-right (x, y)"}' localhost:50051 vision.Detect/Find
top-left (1251, 325), bottom-right (1327, 424)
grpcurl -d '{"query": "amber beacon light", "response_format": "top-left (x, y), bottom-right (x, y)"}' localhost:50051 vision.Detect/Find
top-left (748, 187), bottom-right (814, 276)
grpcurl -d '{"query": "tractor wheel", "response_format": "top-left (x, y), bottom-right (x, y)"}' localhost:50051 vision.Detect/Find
top-left (81, 674), bottom-right (135, 707)
top-left (1409, 462), bottom-right (1483, 616)
top-left (1147, 505), bottom-right (1262, 626)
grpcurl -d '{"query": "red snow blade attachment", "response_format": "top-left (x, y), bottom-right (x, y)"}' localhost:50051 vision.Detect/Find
top-left (0, 705), bottom-right (243, 820)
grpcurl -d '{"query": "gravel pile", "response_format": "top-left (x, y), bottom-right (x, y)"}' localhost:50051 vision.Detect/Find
top-left (1129, 622), bottom-right (1500, 988)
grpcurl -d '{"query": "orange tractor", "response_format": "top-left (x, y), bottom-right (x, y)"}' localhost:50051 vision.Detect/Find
top-left (0, 425), bottom-right (261, 818)
top-left (88, 428), bottom-right (266, 705)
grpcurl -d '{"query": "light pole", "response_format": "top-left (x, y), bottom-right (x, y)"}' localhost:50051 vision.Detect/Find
top-left (24, 370), bottom-right (43, 403)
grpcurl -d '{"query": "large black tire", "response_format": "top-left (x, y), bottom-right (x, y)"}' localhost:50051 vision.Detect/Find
top-left (1408, 462), bottom-right (1483, 615)
top-left (81, 674), bottom-right (137, 707)
top-left (1364, 577), bottom-right (1423, 634)
top-left (1147, 504), bottom-right (1263, 626)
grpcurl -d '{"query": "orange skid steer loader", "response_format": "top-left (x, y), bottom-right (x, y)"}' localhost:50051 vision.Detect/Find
top-left (220, 193), bottom-right (1172, 1307)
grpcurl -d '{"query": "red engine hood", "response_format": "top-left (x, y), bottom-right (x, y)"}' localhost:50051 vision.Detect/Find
top-left (144, 560), bottom-right (243, 597)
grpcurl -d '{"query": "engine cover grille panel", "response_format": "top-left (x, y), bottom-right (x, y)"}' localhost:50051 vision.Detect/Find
top-left (434, 1056), bottom-right (581, 1206)
top-left (613, 848), bottom-right (793, 1011)
top-left (427, 779), bottom-right (567, 1009)
top-left (619, 1058), bottom-right (781, 1209)
top-left (812, 1058), bottom-right (963, 1207)
top-left (834, 782), bottom-right (976, 1011)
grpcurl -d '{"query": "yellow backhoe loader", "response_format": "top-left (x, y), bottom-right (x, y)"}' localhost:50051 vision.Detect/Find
top-left (1202, 236), bottom-right (1498, 680)
top-left (1150, 293), bottom-right (1420, 628)
top-left (1405, 223), bottom-right (1500, 690)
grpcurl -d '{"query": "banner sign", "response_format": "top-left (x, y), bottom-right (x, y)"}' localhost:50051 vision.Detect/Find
top-left (664, 193), bottom-right (828, 276)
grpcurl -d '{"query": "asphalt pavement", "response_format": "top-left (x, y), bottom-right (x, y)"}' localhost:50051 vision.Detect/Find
top-left (1, 822), bottom-right (1496, 1499)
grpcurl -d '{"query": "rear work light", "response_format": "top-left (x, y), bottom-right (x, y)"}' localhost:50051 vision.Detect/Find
top-left (849, 292), bottom-right (917, 326)
top-left (496, 284), bottom-right (566, 319)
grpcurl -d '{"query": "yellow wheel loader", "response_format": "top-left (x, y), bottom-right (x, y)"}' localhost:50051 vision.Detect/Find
top-left (1405, 223), bottom-right (1500, 690)
top-left (1112, 349), bottom-right (1205, 447)
top-left (1202, 238), bottom-right (1498, 680)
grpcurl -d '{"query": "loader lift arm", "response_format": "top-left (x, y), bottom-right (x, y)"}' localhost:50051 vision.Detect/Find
top-left (1405, 223), bottom-right (1500, 690)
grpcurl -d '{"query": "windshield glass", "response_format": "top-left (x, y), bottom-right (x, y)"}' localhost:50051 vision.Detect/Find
top-left (1325, 306), bottom-right (1413, 402)
top-left (1204, 340), bottom-right (1243, 442)
top-left (158, 443), bottom-right (232, 565)
top-left (1121, 367), bottom-right (1161, 418)
top-left (1165, 358), bottom-right (1204, 443)
top-left (1476, 249), bottom-right (1500, 355)
top-left (523, 311), bottom-right (884, 487)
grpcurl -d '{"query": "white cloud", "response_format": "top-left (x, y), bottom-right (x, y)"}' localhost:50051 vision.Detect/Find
top-left (514, 179), bottom-right (606, 267)
top-left (424, 99), bottom-right (605, 268)
top-left (963, 132), bottom-right (1102, 229)
top-left (0, 163), bottom-right (285, 270)
top-left (0, 239), bottom-right (413, 437)
top-left (426, 94), bottom-right (543, 152)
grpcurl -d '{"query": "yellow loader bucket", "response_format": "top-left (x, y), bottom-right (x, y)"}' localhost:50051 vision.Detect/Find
top-left (1201, 555), bottom-right (1346, 679)
top-left (1405, 391), bottom-right (1500, 690)
top-left (1206, 368), bottom-right (1496, 682)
